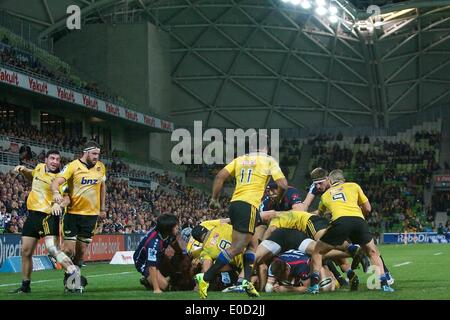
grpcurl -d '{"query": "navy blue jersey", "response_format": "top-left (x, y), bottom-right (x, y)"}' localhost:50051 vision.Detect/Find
top-left (260, 186), bottom-right (302, 211)
top-left (268, 250), bottom-right (310, 286)
top-left (133, 228), bottom-right (173, 274)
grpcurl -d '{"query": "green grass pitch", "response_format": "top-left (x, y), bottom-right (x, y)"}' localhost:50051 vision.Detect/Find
top-left (0, 244), bottom-right (449, 300)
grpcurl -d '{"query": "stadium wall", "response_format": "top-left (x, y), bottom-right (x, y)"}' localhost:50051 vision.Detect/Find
top-left (53, 22), bottom-right (172, 117)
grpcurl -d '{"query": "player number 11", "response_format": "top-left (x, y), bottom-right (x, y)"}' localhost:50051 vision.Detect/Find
top-left (240, 169), bottom-right (253, 184)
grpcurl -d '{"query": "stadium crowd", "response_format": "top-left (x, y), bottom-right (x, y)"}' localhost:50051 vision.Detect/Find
top-left (1, 36), bottom-right (120, 104)
top-left (0, 121), bottom-right (447, 236)
top-left (0, 167), bottom-right (229, 235)
top-left (308, 131), bottom-right (443, 234)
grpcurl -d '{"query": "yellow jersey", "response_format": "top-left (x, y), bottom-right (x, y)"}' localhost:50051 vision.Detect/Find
top-left (224, 153), bottom-right (285, 208)
top-left (269, 210), bottom-right (312, 232)
top-left (201, 224), bottom-right (243, 269)
top-left (59, 159), bottom-right (106, 216)
top-left (319, 182), bottom-right (369, 221)
top-left (26, 163), bottom-right (58, 214)
top-left (186, 219), bottom-right (223, 258)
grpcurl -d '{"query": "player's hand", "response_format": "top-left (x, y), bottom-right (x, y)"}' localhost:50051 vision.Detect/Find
top-left (51, 203), bottom-right (63, 216)
top-left (53, 192), bottom-right (63, 204)
top-left (273, 284), bottom-right (288, 293)
top-left (13, 165), bottom-right (26, 174)
top-left (209, 198), bottom-right (221, 210)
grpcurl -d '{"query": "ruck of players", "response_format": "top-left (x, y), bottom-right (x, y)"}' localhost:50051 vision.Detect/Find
top-left (13, 136), bottom-right (395, 297)
top-left (133, 134), bottom-right (395, 297)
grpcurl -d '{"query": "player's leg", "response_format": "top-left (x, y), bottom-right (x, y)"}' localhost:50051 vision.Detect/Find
top-left (308, 218), bottom-right (351, 294)
top-left (362, 240), bottom-right (394, 292)
top-left (144, 268), bottom-right (170, 291)
top-left (14, 236), bottom-right (38, 293)
top-left (319, 266), bottom-right (337, 292)
top-left (73, 239), bottom-right (88, 266)
top-left (13, 211), bottom-right (42, 293)
top-left (255, 240), bottom-right (279, 265)
top-left (261, 225), bottom-right (277, 240)
top-left (44, 236), bottom-right (78, 273)
top-left (253, 224), bottom-right (267, 244)
top-left (351, 217), bottom-right (394, 292)
top-left (62, 213), bottom-right (77, 259)
top-left (200, 202), bottom-right (258, 298)
top-left (203, 229), bottom-right (252, 282)
top-left (74, 215), bottom-right (97, 267)
top-left (308, 240), bottom-right (334, 293)
top-left (43, 214), bottom-right (79, 276)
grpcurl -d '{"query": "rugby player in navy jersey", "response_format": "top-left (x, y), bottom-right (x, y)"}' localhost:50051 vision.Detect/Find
top-left (134, 214), bottom-right (179, 294)
top-left (260, 181), bottom-right (306, 212)
top-left (265, 249), bottom-right (337, 293)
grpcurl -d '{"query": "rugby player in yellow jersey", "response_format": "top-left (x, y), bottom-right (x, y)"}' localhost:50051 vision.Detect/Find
top-left (261, 209), bottom-right (329, 241)
top-left (191, 223), bottom-right (244, 291)
top-left (307, 170), bottom-right (394, 294)
top-left (185, 218), bottom-right (230, 259)
top-left (12, 150), bottom-right (79, 294)
top-left (51, 141), bottom-right (106, 291)
top-left (195, 137), bottom-right (288, 299)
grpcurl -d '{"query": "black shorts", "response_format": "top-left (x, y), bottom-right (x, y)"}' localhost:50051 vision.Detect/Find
top-left (62, 213), bottom-right (98, 242)
top-left (320, 216), bottom-right (373, 246)
top-left (228, 201), bottom-right (259, 234)
top-left (267, 228), bottom-right (308, 253)
top-left (22, 210), bottom-right (60, 238)
top-left (306, 215), bottom-right (329, 239)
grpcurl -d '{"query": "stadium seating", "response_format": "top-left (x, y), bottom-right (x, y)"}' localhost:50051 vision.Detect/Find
top-left (307, 121), bottom-right (443, 234)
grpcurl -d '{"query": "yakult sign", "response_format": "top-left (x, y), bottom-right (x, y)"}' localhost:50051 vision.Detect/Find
top-left (0, 65), bottom-right (173, 131)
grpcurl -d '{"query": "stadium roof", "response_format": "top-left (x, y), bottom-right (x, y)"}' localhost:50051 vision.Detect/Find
top-left (1, 0), bottom-right (450, 129)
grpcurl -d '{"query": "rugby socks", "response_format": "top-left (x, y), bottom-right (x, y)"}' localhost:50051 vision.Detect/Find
top-left (325, 259), bottom-right (347, 286)
top-left (348, 244), bottom-right (359, 256)
top-left (380, 255), bottom-right (390, 273)
top-left (310, 271), bottom-right (320, 286)
top-left (379, 274), bottom-right (388, 286)
top-left (243, 251), bottom-right (255, 280)
top-left (346, 269), bottom-right (356, 280)
top-left (21, 280), bottom-right (31, 290)
top-left (204, 250), bottom-right (232, 282)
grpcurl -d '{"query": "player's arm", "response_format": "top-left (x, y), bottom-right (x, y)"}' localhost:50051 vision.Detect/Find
top-left (210, 167), bottom-right (231, 209)
top-left (273, 284), bottom-right (307, 293)
top-left (357, 184), bottom-right (371, 217)
top-left (51, 177), bottom-right (66, 203)
top-left (300, 192), bottom-right (316, 211)
top-left (14, 165), bottom-right (34, 182)
top-left (220, 218), bottom-right (231, 224)
top-left (51, 195), bottom-right (70, 216)
top-left (149, 266), bottom-right (162, 293)
top-left (361, 201), bottom-right (371, 217)
top-left (100, 181), bottom-right (106, 218)
top-left (258, 263), bottom-right (268, 292)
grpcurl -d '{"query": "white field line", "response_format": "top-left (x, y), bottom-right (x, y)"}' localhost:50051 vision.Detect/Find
top-left (0, 271), bottom-right (134, 288)
top-left (393, 261), bottom-right (412, 267)
top-left (433, 252), bottom-right (443, 256)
